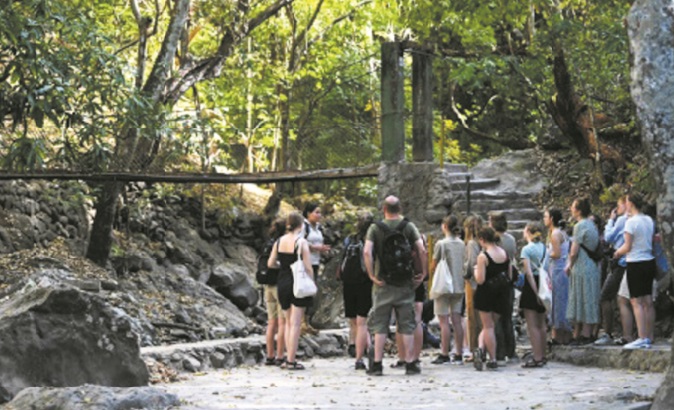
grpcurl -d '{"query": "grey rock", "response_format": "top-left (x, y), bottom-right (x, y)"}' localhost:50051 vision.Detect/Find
top-left (182, 356), bottom-right (201, 372)
top-left (5, 385), bottom-right (179, 410)
top-left (0, 285), bottom-right (149, 403)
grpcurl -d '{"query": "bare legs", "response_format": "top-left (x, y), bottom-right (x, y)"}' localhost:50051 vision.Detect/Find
top-left (524, 309), bottom-right (547, 361)
top-left (618, 296), bottom-right (634, 342)
top-left (437, 314), bottom-right (451, 356)
top-left (478, 311), bottom-right (500, 361)
top-left (355, 316), bottom-right (370, 362)
top-left (284, 306), bottom-right (305, 364)
top-left (631, 295), bottom-right (654, 340)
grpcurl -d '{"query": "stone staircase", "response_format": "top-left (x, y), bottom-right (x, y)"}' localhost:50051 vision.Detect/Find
top-left (443, 161), bottom-right (544, 241)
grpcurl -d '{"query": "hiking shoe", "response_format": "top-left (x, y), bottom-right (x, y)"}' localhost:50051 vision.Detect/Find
top-left (449, 353), bottom-right (464, 365)
top-left (355, 360), bottom-right (367, 371)
top-left (405, 361), bottom-right (421, 375)
top-left (486, 360), bottom-right (498, 370)
top-left (431, 354), bottom-right (450, 365)
top-left (367, 361), bottom-right (383, 376)
top-left (462, 349), bottom-right (473, 362)
top-left (623, 338), bottom-right (652, 350)
top-left (594, 333), bottom-right (613, 346)
top-left (347, 344), bottom-right (356, 358)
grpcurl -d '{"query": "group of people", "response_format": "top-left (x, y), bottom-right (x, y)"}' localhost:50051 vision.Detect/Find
top-left (259, 192), bottom-right (664, 374)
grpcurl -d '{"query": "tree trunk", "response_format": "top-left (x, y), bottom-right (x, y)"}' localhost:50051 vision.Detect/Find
top-left (628, 1), bottom-right (674, 407)
top-left (86, 181), bottom-right (124, 266)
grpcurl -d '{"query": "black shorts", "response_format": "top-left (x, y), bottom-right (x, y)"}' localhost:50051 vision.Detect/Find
top-left (600, 265), bottom-right (626, 302)
top-left (626, 259), bottom-right (656, 298)
top-left (343, 282), bottom-right (373, 318)
top-left (519, 274), bottom-right (546, 314)
top-left (415, 282), bottom-right (427, 303)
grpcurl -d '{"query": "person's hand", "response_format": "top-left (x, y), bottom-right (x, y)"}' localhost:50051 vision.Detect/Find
top-left (610, 208), bottom-right (617, 220)
top-left (564, 264), bottom-right (571, 276)
top-left (370, 275), bottom-right (385, 287)
top-left (412, 272), bottom-right (424, 287)
top-left (319, 244), bottom-right (331, 253)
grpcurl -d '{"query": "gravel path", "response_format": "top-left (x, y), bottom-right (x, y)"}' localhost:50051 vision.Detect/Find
top-left (161, 353), bottom-right (663, 409)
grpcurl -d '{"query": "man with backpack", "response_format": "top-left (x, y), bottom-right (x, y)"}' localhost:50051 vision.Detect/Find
top-left (337, 212), bottom-right (374, 371)
top-left (363, 196), bottom-right (427, 376)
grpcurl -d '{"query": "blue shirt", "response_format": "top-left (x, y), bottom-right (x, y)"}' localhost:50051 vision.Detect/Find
top-left (604, 214), bottom-right (627, 267)
top-left (520, 242), bottom-right (546, 275)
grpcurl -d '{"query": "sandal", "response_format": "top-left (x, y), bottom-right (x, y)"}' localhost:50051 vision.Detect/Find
top-left (286, 361), bottom-right (305, 370)
top-left (264, 357), bottom-right (276, 366)
top-left (521, 357), bottom-right (545, 368)
top-left (274, 357), bottom-right (286, 367)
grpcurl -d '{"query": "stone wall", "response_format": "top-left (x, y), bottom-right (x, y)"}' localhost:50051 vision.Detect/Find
top-left (377, 162), bottom-right (454, 233)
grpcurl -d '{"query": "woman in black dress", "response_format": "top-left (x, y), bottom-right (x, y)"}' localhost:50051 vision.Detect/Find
top-left (473, 227), bottom-right (511, 371)
top-left (268, 212), bottom-right (315, 370)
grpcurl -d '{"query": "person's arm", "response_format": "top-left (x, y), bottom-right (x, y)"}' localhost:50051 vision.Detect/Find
top-left (522, 257), bottom-right (538, 294)
top-left (564, 241), bottom-right (579, 275)
top-left (363, 239), bottom-right (384, 286)
top-left (549, 231), bottom-right (562, 260)
top-left (299, 238), bottom-right (315, 279)
top-left (474, 253), bottom-right (487, 285)
top-left (614, 232), bottom-right (634, 259)
top-left (267, 240), bottom-right (279, 269)
top-left (413, 238), bottom-right (428, 285)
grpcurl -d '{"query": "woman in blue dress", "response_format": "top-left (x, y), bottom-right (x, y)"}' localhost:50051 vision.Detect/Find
top-left (565, 198), bottom-right (601, 345)
top-left (544, 208), bottom-right (572, 345)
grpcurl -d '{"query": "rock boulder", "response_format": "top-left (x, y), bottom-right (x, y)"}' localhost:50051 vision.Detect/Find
top-left (0, 285), bottom-right (149, 403)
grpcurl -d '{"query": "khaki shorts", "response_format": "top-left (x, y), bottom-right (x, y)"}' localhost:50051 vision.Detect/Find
top-left (434, 293), bottom-right (464, 316)
top-left (264, 285), bottom-right (283, 320)
top-left (367, 284), bottom-right (416, 335)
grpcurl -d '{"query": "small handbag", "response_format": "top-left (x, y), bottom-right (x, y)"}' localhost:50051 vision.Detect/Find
top-left (292, 241), bottom-right (317, 298)
top-left (430, 246), bottom-right (454, 300)
top-left (537, 265), bottom-right (552, 312)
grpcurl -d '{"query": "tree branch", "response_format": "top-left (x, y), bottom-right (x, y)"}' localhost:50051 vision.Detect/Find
top-left (163, 0), bottom-right (294, 105)
top-left (143, 0), bottom-right (190, 100)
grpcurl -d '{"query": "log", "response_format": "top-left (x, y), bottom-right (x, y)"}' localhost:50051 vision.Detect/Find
top-left (0, 165), bottom-right (379, 184)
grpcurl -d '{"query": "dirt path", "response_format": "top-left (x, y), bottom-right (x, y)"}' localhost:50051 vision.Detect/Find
top-left (161, 354), bottom-right (662, 409)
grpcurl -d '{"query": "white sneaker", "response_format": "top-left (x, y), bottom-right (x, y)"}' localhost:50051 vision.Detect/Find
top-left (593, 333), bottom-right (613, 346)
top-left (623, 338), bottom-right (652, 350)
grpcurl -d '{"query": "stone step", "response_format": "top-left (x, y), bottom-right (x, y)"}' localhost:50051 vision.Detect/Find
top-left (442, 163), bottom-right (469, 174)
top-left (467, 190), bottom-right (538, 200)
top-left (453, 198), bottom-right (537, 214)
top-left (549, 343), bottom-right (670, 373)
top-left (450, 178), bottom-right (501, 191)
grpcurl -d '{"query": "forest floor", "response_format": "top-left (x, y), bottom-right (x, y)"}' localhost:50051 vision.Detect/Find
top-left (160, 351), bottom-right (662, 410)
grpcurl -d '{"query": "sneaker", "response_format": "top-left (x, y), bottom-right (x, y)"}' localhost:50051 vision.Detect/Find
top-left (623, 338), bottom-right (652, 350)
top-left (405, 361), bottom-right (421, 375)
top-left (366, 361), bottom-right (383, 376)
top-left (449, 353), bottom-right (464, 365)
top-left (355, 360), bottom-right (367, 371)
top-left (462, 349), bottom-right (473, 362)
top-left (347, 344), bottom-right (356, 358)
top-left (486, 360), bottom-right (498, 370)
top-left (431, 354), bottom-right (450, 365)
top-left (594, 333), bottom-right (613, 346)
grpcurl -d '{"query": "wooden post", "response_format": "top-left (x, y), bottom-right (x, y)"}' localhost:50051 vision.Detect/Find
top-left (412, 51), bottom-right (434, 162)
top-left (427, 235), bottom-right (434, 299)
top-left (381, 42), bottom-right (405, 163)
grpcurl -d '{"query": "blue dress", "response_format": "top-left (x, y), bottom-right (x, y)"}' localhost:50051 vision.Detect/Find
top-left (548, 229), bottom-right (571, 331)
top-left (566, 219), bottom-right (601, 325)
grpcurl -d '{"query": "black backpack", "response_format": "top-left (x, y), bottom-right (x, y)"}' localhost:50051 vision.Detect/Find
top-left (375, 219), bottom-right (415, 286)
top-left (256, 239), bottom-right (279, 285)
top-left (338, 235), bottom-right (369, 284)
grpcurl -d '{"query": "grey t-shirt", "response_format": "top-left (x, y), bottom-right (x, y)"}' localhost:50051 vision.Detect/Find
top-left (498, 232), bottom-right (517, 261)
